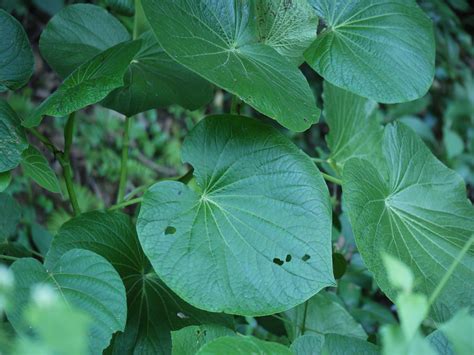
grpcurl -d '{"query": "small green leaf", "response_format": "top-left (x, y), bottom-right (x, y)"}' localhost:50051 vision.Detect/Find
top-left (397, 293), bottom-right (429, 340)
top-left (46, 211), bottom-right (232, 354)
top-left (290, 334), bottom-right (324, 355)
top-left (106, 0), bottom-right (134, 16)
top-left (196, 336), bottom-right (292, 355)
top-left (26, 40), bottom-right (141, 127)
top-left (255, 0), bottom-right (318, 66)
top-left (0, 171), bottom-right (12, 192)
top-left (31, 223), bottom-right (53, 255)
top-left (137, 115), bottom-right (334, 315)
top-left (323, 82), bottom-right (382, 173)
top-left (7, 249), bottom-right (127, 354)
top-left (322, 334), bottom-right (379, 355)
top-left (284, 291), bottom-right (366, 341)
top-left (0, 192), bottom-right (21, 241)
top-left (0, 10), bottom-right (34, 91)
top-left (0, 100), bottom-right (28, 172)
top-left (39, 4), bottom-right (131, 78)
top-left (382, 254), bottom-right (414, 293)
top-left (142, 0), bottom-right (320, 131)
top-left (305, 0), bottom-right (435, 103)
top-left (20, 146), bottom-right (61, 193)
top-left (439, 309), bottom-right (474, 355)
top-left (343, 123), bottom-right (474, 322)
top-left (171, 324), bottom-right (235, 355)
top-left (103, 31), bottom-right (214, 116)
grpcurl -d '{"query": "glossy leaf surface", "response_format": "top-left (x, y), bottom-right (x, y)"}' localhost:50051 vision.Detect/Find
top-left (0, 100), bottom-right (27, 172)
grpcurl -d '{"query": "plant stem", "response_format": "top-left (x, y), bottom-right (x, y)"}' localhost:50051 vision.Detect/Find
top-left (311, 157), bottom-right (327, 164)
top-left (28, 128), bottom-right (58, 154)
top-left (117, 116), bottom-right (132, 203)
top-left (301, 300), bottom-right (309, 335)
top-left (230, 95), bottom-right (241, 115)
top-left (109, 197), bottom-right (143, 211)
top-left (428, 234), bottom-right (474, 307)
top-left (321, 172), bottom-right (342, 186)
top-left (61, 112), bottom-right (81, 216)
top-left (0, 255), bottom-right (19, 262)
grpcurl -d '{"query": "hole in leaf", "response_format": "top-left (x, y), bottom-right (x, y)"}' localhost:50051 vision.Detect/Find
top-left (165, 226), bottom-right (176, 235)
top-left (273, 258), bottom-right (284, 266)
top-left (286, 254), bottom-right (292, 262)
top-left (302, 254), bottom-right (311, 262)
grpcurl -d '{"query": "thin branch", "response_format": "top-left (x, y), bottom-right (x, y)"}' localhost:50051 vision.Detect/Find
top-left (117, 116), bottom-right (132, 203)
top-left (108, 197), bottom-right (143, 211)
top-left (321, 172), bottom-right (342, 186)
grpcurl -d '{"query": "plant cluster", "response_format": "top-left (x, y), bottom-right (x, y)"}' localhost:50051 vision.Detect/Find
top-left (0, 0), bottom-right (473, 354)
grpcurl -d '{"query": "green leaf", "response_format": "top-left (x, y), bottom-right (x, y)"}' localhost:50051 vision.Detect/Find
top-left (142, 0), bottom-right (320, 131)
top-left (0, 192), bottom-right (21, 241)
top-left (290, 334), bottom-right (324, 355)
top-left (0, 100), bottom-right (28, 172)
top-left (7, 249), bottom-right (127, 354)
top-left (40, 4), bottom-right (212, 116)
top-left (284, 291), bottom-right (366, 341)
top-left (0, 171), bottom-right (12, 192)
top-left (439, 309), bottom-right (474, 355)
top-left (137, 115), bottom-right (334, 315)
top-left (25, 40), bottom-right (141, 127)
top-left (382, 253), bottom-right (414, 293)
top-left (255, 0), bottom-right (318, 66)
top-left (0, 10), bottom-right (34, 91)
top-left (305, 0), bottom-right (435, 103)
top-left (171, 324), bottom-right (235, 355)
top-left (39, 4), bottom-right (131, 78)
top-left (322, 334), bottom-right (379, 355)
top-left (15, 287), bottom-right (91, 355)
top-left (106, 0), bottom-right (134, 16)
top-left (102, 31), bottom-right (214, 116)
top-left (31, 223), bottom-right (53, 255)
top-left (381, 325), bottom-right (436, 355)
top-left (323, 82), bottom-right (382, 173)
top-left (46, 211), bottom-right (232, 354)
top-left (343, 123), bottom-right (474, 322)
top-left (196, 336), bottom-right (292, 355)
top-left (397, 293), bottom-right (429, 340)
top-left (427, 330), bottom-right (453, 355)
top-left (20, 146), bottom-right (61, 193)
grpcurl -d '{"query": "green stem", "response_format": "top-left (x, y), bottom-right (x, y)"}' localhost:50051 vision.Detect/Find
top-left (0, 255), bottom-right (19, 262)
top-left (321, 172), bottom-right (342, 186)
top-left (133, 0), bottom-right (140, 40)
top-left (230, 95), bottom-right (241, 115)
top-left (61, 112), bottom-right (81, 216)
top-left (301, 300), bottom-right (309, 335)
top-left (428, 234), bottom-right (474, 307)
top-left (28, 128), bottom-right (58, 154)
top-left (109, 197), bottom-right (143, 211)
top-left (311, 157), bottom-right (327, 164)
top-left (117, 116), bottom-right (132, 203)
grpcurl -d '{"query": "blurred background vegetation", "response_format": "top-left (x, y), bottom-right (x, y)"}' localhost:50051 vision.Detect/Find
top-left (0, 0), bottom-right (473, 346)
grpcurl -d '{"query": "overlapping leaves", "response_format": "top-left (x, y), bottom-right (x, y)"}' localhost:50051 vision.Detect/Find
top-left (46, 211), bottom-right (232, 354)
top-left (142, 0), bottom-right (320, 131)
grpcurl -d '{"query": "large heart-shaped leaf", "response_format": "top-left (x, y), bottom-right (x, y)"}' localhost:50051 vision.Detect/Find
top-left (0, 10), bottom-right (34, 91)
top-left (196, 336), bottom-right (292, 355)
top-left (40, 4), bottom-right (213, 116)
top-left (343, 123), bottom-right (474, 322)
top-left (137, 115), bottom-right (334, 315)
top-left (323, 82), bottom-right (383, 173)
top-left (39, 4), bottom-right (130, 78)
top-left (255, 0), bottom-right (318, 66)
top-left (0, 100), bottom-right (27, 172)
top-left (7, 249), bottom-right (127, 354)
top-left (142, 0), bottom-right (320, 131)
top-left (102, 31), bottom-right (214, 116)
top-left (284, 291), bottom-right (366, 341)
top-left (46, 211), bottom-right (232, 354)
top-left (25, 40), bottom-right (141, 127)
top-left (305, 0), bottom-right (435, 103)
